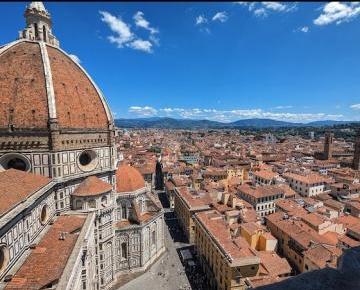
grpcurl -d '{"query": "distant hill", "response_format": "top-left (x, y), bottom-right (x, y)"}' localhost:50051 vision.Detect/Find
top-left (306, 120), bottom-right (357, 127)
top-left (228, 118), bottom-right (299, 128)
top-left (115, 117), bottom-right (358, 129)
top-left (115, 117), bottom-right (223, 129)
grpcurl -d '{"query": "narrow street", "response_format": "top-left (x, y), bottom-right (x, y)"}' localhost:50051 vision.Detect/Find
top-left (119, 191), bottom-right (195, 290)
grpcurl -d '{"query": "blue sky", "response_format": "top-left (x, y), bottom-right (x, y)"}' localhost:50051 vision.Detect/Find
top-left (2, 2), bottom-right (360, 122)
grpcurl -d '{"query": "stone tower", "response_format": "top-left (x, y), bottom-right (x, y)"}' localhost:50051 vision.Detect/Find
top-left (323, 131), bottom-right (334, 160)
top-left (19, 1), bottom-right (59, 46)
top-left (353, 130), bottom-right (360, 171)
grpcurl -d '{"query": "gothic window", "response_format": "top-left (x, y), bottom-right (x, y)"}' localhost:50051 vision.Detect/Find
top-left (34, 23), bottom-right (39, 39)
top-left (76, 200), bottom-right (83, 209)
top-left (151, 230), bottom-right (156, 246)
top-left (121, 204), bottom-right (127, 219)
top-left (39, 205), bottom-right (48, 224)
top-left (101, 195), bottom-right (107, 205)
top-left (88, 199), bottom-right (96, 209)
top-left (121, 242), bottom-right (127, 259)
top-left (42, 25), bottom-right (47, 42)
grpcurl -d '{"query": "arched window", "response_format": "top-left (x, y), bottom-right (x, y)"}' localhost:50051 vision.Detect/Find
top-left (88, 199), bottom-right (96, 209)
top-left (121, 242), bottom-right (127, 259)
top-left (34, 23), bottom-right (39, 39)
top-left (151, 230), bottom-right (156, 246)
top-left (121, 204), bottom-right (127, 219)
top-left (76, 200), bottom-right (83, 209)
top-left (40, 205), bottom-right (49, 224)
top-left (42, 26), bottom-right (47, 42)
top-left (101, 195), bottom-right (107, 205)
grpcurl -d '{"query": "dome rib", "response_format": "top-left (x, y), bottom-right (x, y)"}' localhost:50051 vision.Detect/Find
top-left (39, 42), bottom-right (57, 119)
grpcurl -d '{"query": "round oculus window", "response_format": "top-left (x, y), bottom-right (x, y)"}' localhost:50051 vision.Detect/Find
top-left (77, 150), bottom-right (98, 172)
top-left (0, 153), bottom-right (30, 172)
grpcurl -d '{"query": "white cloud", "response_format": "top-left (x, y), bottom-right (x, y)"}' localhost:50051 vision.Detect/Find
top-left (69, 54), bottom-right (81, 64)
top-left (294, 26), bottom-right (309, 33)
top-left (99, 11), bottom-right (134, 47)
top-left (195, 15), bottom-right (208, 25)
top-left (236, 2), bottom-right (297, 18)
top-left (301, 26), bottom-right (309, 32)
top-left (254, 8), bottom-right (267, 17)
top-left (129, 106), bottom-right (158, 116)
top-left (133, 11), bottom-right (158, 34)
top-left (212, 11), bottom-right (229, 23)
top-left (128, 39), bottom-right (153, 53)
top-left (99, 10), bottom-right (159, 53)
top-left (274, 105), bottom-right (293, 109)
top-left (195, 12), bottom-right (227, 33)
top-left (314, 2), bottom-right (360, 26)
top-left (127, 106), bottom-right (344, 123)
top-left (350, 104), bottom-right (360, 110)
top-left (262, 2), bottom-right (286, 12)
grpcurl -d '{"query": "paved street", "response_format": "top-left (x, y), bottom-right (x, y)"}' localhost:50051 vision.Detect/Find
top-left (118, 191), bottom-right (194, 290)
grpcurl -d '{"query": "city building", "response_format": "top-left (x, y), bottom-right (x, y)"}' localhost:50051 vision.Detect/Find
top-left (174, 186), bottom-right (212, 243)
top-left (193, 210), bottom-right (291, 290)
top-left (194, 210), bottom-right (260, 290)
top-left (283, 172), bottom-right (333, 197)
top-left (178, 146), bottom-right (200, 165)
top-left (236, 184), bottom-right (285, 217)
top-left (252, 170), bottom-right (278, 186)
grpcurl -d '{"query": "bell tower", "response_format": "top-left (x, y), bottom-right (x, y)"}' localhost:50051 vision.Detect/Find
top-left (19, 2), bottom-right (59, 47)
top-left (323, 131), bottom-right (334, 160)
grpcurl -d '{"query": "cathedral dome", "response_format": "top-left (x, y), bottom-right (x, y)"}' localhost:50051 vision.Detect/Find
top-left (0, 2), bottom-right (113, 131)
top-left (116, 164), bottom-right (145, 193)
top-left (0, 41), bottom-right (112, 130)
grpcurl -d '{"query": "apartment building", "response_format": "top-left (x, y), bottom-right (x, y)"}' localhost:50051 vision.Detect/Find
top-left (194, 210), bottom-right (260, 290)
top-left (283, 172), bottom-right (333, 197)
top-left (193, 210), bottom-right (292, 290)
top-left (237, 184), bottom-right (285, 217)
top-left (252, 170), bottom-right (278, 186)
top-left (174, 186), bottom-right (212, 243)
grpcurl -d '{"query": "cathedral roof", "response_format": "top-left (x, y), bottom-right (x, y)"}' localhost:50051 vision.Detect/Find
top-left (0, 2), bottom-right (113, 131)
top-left (115, 164), bottom-right (145, 193)
top-left (0, 169), bottom-right (51, 216)
top-left (0, 40), bottom-right (112, 130)
top-left (4, 215), bottom-right (87, 290)
top-left (72, 176), bottom-right (112, 197)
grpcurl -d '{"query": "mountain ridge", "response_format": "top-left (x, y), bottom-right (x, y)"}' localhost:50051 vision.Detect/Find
top-left (115, 117), bottom-right (359, 129)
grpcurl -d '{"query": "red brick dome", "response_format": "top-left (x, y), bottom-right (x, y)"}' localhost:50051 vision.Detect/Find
top-left (0, 40), bottom-right (112, 130)
top-left (116, 164), bottom-right (145, 193)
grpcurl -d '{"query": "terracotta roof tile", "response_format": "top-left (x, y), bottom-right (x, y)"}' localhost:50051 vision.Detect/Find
top-left (5, 215), bottom-right (86, 289)
top-left (0, 169), bottom-right (50, 216)
top-left (0, 42), bottom-right (48, 129)
top-left (72, 176), bottom-right (112, 197)
top-left (115, 164), bottom-right (145, 193)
